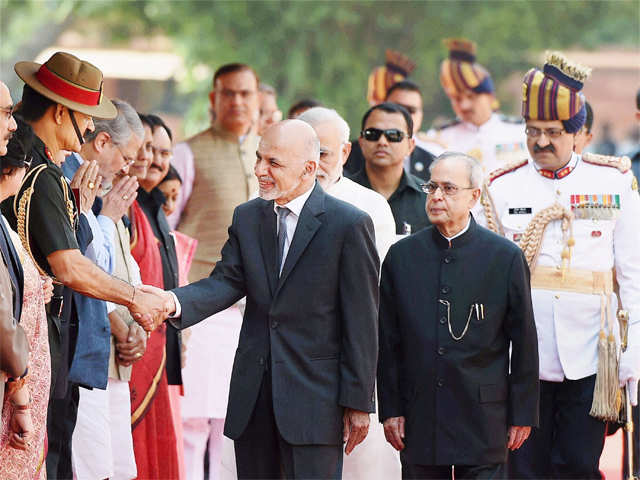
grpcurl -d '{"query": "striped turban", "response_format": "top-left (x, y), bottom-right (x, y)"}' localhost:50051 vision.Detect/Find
top-left (522, 52), bottom-right (592, 133)
top-left (367, 49), bottom-right (416, 106)
top-left (439, 38), bottom-right (495, 98)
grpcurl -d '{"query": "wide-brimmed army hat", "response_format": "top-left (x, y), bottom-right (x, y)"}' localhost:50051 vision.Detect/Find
top-left (14, 51), bottom-right (116, 119)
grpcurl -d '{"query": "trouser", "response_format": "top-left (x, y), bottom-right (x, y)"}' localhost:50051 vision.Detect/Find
top-left (400, 457), bottom-right (504, 479)
top-left (72, 384), bottom-right (112, 479)
top-left (234, 373), bottom-right (343, 479)
top-left (508, 374), bottom-right (606, 479)
top-left (109, 378), bottom-right (138, 480)
top-left (183, 417), bottom-right (225, 480)
top-left (46, 383), bottom-right (79, 480)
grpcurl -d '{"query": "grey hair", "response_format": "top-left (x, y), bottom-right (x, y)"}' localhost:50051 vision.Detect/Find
top-left (259, 83), bottom-right (276, 96)
top-left (297, 107), bottom-right (350, 144)
top-left (84, 99), bottom-right (144, 146)
top-left (307, 134), bottom-right (321, 164)
top-left (429, 152), bottom-right (484, 188)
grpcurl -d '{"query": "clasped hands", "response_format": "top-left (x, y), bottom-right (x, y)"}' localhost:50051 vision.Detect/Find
top-left (128, 285), bottom-right (176, 332)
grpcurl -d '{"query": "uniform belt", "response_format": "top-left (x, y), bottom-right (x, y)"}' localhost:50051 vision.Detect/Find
top-left (45, 283), bottom-right (65, 318)
top-left (531, 266), bottom-right (613, 295)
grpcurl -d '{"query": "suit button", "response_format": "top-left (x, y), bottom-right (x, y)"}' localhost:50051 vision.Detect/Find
top-left (259, 357), bottom-right (265, 366)
top-left (444, 256), bottom-right (453, 264)
top-left (439, 316), bottom-right (446, 325)
top-left (271, 321), bottom-right (278, 329)
top-left (441, 286), bottom-right (450, 294)
top-left (437, 347), bottom-right (445, 355)
top-left (437, 379), bottom-right (444, 387)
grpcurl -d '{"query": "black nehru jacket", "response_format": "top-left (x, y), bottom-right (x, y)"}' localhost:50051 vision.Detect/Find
top-left (377, 216), bottom-right (539, 466)
top-left (136, 187), bottom-right (182, 386)
top-left (349, 167), bottom-right (430, 235)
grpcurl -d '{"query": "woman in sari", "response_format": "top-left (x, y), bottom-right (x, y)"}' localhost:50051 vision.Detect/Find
top-left (128, 114), bottom-right (181, 479)
top-left (0, 118), bottom-right (52, 480)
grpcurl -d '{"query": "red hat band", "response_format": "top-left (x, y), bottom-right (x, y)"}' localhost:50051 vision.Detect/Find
top-left (35, 64), bottom-right (102, 107)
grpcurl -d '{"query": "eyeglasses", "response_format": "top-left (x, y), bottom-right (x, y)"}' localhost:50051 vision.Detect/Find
top-left (525, 126), bottom-right (565, 139)
top-left (116, 145), bottom-right (136, 166)
top-left (0, 105), bottom-right (15, 121)
top-left (421, 181), bottom-right (475, 196)
top-left (361, 128), bottom-right (407, 143)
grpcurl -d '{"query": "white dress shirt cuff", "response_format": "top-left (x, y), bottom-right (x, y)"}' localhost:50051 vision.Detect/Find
top-left (168, 291), bottom-right (182, 318)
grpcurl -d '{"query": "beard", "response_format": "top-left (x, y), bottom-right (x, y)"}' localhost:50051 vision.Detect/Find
top-left (258, 174), bottom-right (304, 202)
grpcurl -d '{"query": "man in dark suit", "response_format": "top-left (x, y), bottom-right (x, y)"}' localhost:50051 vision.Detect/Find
top-left (377, 152), bottom-right (539, 479)
top-left (143, 119), bottom-right (380, 479)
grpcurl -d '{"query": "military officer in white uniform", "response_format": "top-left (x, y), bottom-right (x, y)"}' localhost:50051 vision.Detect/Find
top-left (478, 51), bottom-right (640, 479)
top-left (426, 38), bottom-right (527, 175)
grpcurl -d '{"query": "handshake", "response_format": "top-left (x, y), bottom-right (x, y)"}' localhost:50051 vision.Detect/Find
top-left (128, 285), bottom-right (178, 332)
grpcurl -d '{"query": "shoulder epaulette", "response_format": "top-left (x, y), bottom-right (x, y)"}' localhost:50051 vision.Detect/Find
top-left (488, 158), bottom-right (529, 185)
top-left (582, 152), bottom-right (631, 173)
top-left (435, 119), bottom-right (461, 131)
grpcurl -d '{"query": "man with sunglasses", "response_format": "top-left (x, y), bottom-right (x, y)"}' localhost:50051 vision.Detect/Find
top-left (378, 152), bottom-right (539, 479)
top-left (425, 38), bottom-right (527, 175)
top-left (479, 52), bottom-right (640, 479)
top-left (1, 52), bottom-right (166, 479)
top-left (345, 81), bottom-right (437, 182)
top-left (350, 102), bottom-right (430, 236)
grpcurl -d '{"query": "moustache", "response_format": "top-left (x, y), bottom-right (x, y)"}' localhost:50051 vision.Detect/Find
top-left (149, 163), bottom-right (163, 171)
top-left (533, 144), bottom-right (556, 154)
top-left (258, 175), bottom-right (275, 183)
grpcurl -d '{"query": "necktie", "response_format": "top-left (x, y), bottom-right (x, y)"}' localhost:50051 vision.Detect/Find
top-left (276, 206), bottom-right (291, 276)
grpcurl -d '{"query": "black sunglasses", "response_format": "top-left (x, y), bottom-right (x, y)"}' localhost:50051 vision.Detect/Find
top-left (361, 128), bottom-right (407, 143)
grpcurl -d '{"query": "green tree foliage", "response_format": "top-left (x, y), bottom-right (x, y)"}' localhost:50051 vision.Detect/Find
top-left (1, 0), bottom-right (638, 135)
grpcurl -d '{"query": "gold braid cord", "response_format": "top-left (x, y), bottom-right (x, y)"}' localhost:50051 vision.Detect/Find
top-left (481, 159), bottom-right (529, 236)
top-left (518, 203), bottom-right (574, 271)
top-left (480, 181), bottom-right (502, 235)
top-left (13, 164), bottom-right (55, 279)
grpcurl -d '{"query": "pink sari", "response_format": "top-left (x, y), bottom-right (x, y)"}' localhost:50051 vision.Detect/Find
top-left (0, 226), bottom-right (50, 480)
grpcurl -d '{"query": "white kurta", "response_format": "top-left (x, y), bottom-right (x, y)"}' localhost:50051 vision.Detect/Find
top-left (426, 113), bottom-right (528, 175)
top-left (181, 306), bottom-right (243, 418)
top-left (477, 153), bottom-right (640, 381)
top-left (326, 176), bottom-right (397, 262)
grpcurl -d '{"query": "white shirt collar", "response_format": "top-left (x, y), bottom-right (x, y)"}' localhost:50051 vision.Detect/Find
top-left (272, 182), bottom-right (315, 217)
top-left (441, 215), bottom-right (472, 241)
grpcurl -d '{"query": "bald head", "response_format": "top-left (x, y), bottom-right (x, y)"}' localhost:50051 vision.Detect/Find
top-left (0, 81), bottom-right (18, 156)
top-left (262, 119), bottom-right (320, 164)
top-left (255, 119), bottom-right (319, 204)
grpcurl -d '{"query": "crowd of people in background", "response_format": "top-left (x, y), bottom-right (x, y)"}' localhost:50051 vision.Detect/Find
top-left (0, 36), bottom-right (639, 480)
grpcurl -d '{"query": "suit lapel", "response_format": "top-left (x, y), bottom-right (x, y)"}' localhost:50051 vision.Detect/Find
top-left (276, 184), bottom-right (325, 293)
top-left (259, 201), bottom-right (278, 296)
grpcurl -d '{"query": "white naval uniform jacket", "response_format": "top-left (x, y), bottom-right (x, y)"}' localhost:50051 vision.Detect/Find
top-left (477, 152), bottom-right (640, 382)
top-left (426, 113), bottom-right (527, 175)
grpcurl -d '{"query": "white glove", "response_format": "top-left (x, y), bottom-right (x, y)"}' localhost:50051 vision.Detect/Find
top-left (619, 345), bottom-right (640, 406)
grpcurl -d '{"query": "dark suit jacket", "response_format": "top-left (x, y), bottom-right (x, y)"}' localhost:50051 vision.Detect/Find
top-left (172, 183), bottom-right (380, 445)
top-left (344, 141), bottom-right (435, 182)
top-left (377, 217), bottom-right (539, 465)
